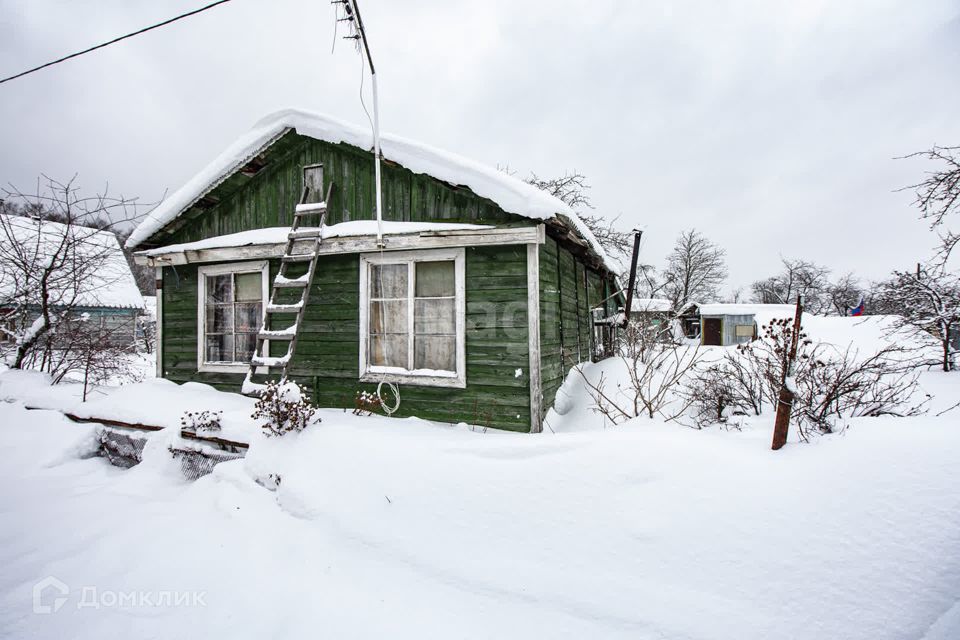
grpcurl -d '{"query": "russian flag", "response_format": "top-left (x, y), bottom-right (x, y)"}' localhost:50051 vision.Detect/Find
top-left (849, 297), bottom-right (864, 317)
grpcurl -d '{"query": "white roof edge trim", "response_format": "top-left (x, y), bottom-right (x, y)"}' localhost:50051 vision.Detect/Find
top-left (126, 108), bottom-right (612, 269)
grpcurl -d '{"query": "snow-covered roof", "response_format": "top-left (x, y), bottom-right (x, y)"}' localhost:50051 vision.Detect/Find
top-left (0, 215), bottom-right (145, 310)
top-left (631, 297), bottom-right (672, 313)
top-left (698, 303), bottom-right (796, 317)
top-left (137, 221), bottom-right (493, 257)
top-left (127, 109), bottom-right (610, 268)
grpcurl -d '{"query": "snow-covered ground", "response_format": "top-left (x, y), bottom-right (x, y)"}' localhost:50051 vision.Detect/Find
top-left (0, 318), bottom-right (958, 639)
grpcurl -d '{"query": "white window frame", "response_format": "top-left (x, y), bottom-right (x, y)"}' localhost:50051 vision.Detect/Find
top-left (359, 248), bottom-right (466, 388)
top-left (197, 260), bottom-right (270, 373)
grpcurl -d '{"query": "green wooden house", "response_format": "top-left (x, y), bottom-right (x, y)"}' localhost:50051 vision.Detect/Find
top-left (129, 109), bottom-right (619, 432)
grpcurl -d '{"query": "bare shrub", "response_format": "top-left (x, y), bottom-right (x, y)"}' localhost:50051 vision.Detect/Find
top-left (180, 410), bottom-right (223, 433)
top-left (736, 317), bottom-right (817, 408)
top-left (578, 317), bottom-right (701, 424)
top-left (353, 390), bottom-right (380, 416)
top-left (792, 344), bottom-right (928, 440)
top-left (685, 354), bottom-right (765, 429)
top-left (253, 380), bottom-right (317, 437)
top-left (684, 317), bottom-right (929, 438)
top-left (28, 314), bottom-right (143, 401)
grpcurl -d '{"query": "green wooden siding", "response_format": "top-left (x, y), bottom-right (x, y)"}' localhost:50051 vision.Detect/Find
top-left (537, 235), bottom-right (616, 418)
top-left (539, 237), bottom-right (564, 416)
top-left (161, 244), bottom-right (532, 432)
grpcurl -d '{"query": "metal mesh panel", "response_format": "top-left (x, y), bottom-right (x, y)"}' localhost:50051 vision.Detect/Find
top-left (97, 428), bottom-right (148, 469)
top-left (169, 446), bottom-right (244, 481)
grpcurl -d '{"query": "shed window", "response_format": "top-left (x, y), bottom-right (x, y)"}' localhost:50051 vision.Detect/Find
top-left (360, 249), bottom-right (465, 388)
top-left (197, 261), bottom-right (268, 371)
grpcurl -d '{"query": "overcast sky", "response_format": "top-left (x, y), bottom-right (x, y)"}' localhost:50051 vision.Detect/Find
top-left (2, 0), bottom-right (959, 293)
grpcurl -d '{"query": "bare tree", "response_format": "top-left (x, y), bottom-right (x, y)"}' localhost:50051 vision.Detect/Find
top-left (826, 272), bottom-right (863, 316)
top-left (0, 176), bottom-right (143, 370)
top-left (878, 268), bottom-right (959, 372)
top-left (900, 145), bottom-right (960, 267)
top-left (633, 263), bottom-right (669, 299)
top-left (726, 286), bottom-right (746, 303)
top-left (751, 257), bottom-right (831, 313)
top-left (662, 229), bottom-right (728, 309)
top-left (137, 313), bottom-right (157, 355)
top-left (524, 171), bottom-right (634, 263)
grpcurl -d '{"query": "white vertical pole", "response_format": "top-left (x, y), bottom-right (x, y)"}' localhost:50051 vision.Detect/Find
top-left (346, 0), bottom-right (383, 246)
top-left (372, 72), bottom-right (383, 246)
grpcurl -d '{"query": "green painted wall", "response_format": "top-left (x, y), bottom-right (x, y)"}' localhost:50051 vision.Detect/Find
top-left (538, 236), bottom-right (617, 418)
top-left (161, 244), bottom-right (533, 432)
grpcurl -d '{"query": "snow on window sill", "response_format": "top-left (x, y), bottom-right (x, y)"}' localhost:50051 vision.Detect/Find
top-left (199, 361), bottom-right (259, 374)
top-left (361, 367), bottom-right (465, 389)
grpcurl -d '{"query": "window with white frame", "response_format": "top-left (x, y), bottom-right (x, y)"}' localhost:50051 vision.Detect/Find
top-left (197, 261), bottom-right (268, 370)
top-left (359, 249), bottom-right (465, 387)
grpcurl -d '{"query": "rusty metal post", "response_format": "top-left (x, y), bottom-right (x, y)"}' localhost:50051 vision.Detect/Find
top-left (623, 230), bottom-right (643, 324)
top-left (771, 295), bottom-right (804, 451)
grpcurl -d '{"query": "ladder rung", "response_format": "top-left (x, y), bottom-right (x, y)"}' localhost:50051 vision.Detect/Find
top-left (265, 302), bottom-right (303, 313)
top-left (282, 254), bottom-right (315, 264)
top-left (289, 229), bottom-right (322, 240)
top-left (274, 280), bottom-right (308, 289)
top-left (294, 202), bottom-right (327, 215)
top-left (251, 354), bottom-right (291, 367)
top-left (258, 331), bottom-right (294, 341)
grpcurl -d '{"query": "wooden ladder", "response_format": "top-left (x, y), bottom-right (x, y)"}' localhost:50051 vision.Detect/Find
top-left (242, 165), bottom-right (332, 395)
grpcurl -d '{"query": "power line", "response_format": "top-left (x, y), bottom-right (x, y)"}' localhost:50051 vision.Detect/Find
top-left (0, 0), bottom-right (235, 85)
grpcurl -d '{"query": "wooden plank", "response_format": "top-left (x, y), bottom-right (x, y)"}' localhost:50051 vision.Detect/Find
top-left (138, 227), bottom-right (542, 266)
top-left (527, 242), bottom-right (542, 433)
top-left (180, 429), bottom-right (250, 451)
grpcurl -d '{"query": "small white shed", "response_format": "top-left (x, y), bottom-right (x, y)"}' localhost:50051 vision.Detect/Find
top-left (696, 304), bottom-right (796, 346)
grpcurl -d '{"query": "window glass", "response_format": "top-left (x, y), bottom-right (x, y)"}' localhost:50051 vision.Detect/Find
top-left (206, 334), bottom-right (235, 362)
top-left (365, 258), bottom-right (459, 376)
top-left (369, 300), bottom-right (408, 334)
top-left (206, 304), bottom-right (233, 333)
top-left (413, 261), bottom-right (456, 372)
top-left (415, 261), bottom-right (455, 297)
top-left (414, 298), bottom-right (455, 334)
top-left (370, 334), bottom-right (407, 368)
top-left (370, 264), bottom-right (407, 299)
top-left (203, 269), bottom-right (263, 364)
top-left (414, 335), bottom-right (455, 371)
top-left (235, 333), bottom-right (258, 361)
top-left (234, 302), bottom-right (261, 333)
top-left (208, 274), bottom-right (232, 303)
top-left (235, 272), bottom-right (262, 301)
